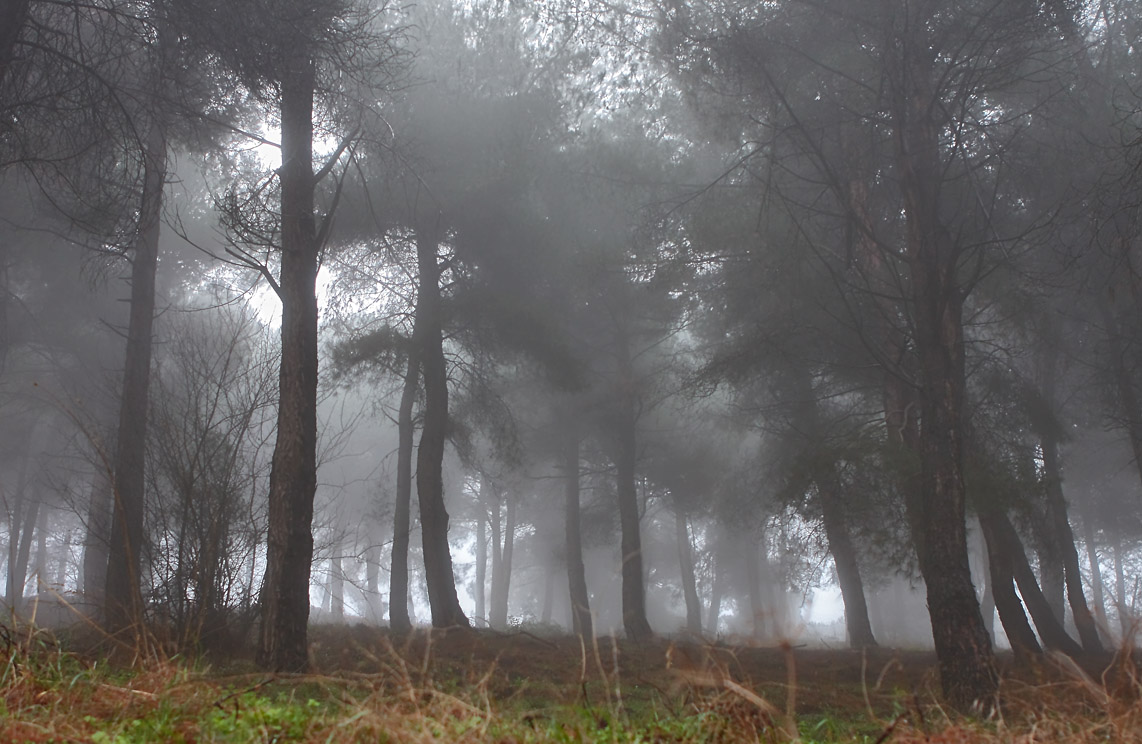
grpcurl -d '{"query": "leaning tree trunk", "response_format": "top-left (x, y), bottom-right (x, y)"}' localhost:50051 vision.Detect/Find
top-left (986, 509), bottom-right (1083, 657)
top-left (104, 118), bottom-right (166, 636)
top-left (563, 430), bottom-right (592, 638)
top-left (673, 493), bottom-right (702, 635)
top-left (1079, 504), bottom-right (1111, 639)
top-left (258, 57), bottom-right (320, 672)
top-left (978, 510), bottom-right (1042, 658)
top-left (414, 225), bottom-right (468, 629)
top-left (1039, 430), bottom-right (1105, 653)
top-left (892, 32), bottom-right (997, 707)
top-left (707, 543), bottom-right (725, 635)
top-left (8, 494), bottom-right (39, 613)
top-left (389, 349), bottom-right (418, 633)
top-left (816, 472), bottom-right (877, 648)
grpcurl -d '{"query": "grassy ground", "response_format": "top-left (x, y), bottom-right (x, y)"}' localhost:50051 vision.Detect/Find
top-left (1, 622), bottom-right (1139, 742)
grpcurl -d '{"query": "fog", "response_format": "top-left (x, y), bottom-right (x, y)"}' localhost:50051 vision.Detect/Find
top-left (3, 0), bottom-right (1142, 705)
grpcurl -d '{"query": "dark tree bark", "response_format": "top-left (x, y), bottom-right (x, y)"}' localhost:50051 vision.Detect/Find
top-left (563, 431), bottom-right (592, 638)
top-left (614, 397), bottom-right (653, 641)
top-left (104, 118), bottom-right (166, 635)
top-left (489, 489), bottom-right (516, 630)
top-left (673, 493), bottom-right (702, 635)
top-left (978, 511), bottom-right (1041, 657)
top-left (79, 472), bottom-right (109, 605)
top-left (818, 478), bottom-right (877, 648)
top-left (890, 24), bottom-right (997, 706)
top-left (987, 509), bottom-right (1084, 657)
top-left (257, 57), bottom-right (320, 672)
top-left (8, 494), bottom-right (39, 612)
top-left (389, 349), bottom-right (418, 633)
top-left (1039, 432), bottom-right (1105, 653)
top-left (414, 225), bottom-right (468, 629)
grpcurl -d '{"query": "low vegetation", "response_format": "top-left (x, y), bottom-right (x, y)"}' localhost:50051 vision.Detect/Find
top-left (2, 623), bottom-right (1138, 743)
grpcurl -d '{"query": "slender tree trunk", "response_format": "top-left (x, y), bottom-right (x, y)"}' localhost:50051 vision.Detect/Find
top-left (613, 359), bottom-right (652, 641)
top-left (745, 537), bottom-right (766, 640)
top-left (365, 540), bottom-right (382, 624)
top-left (414, 225), bottom-right (468, 629)
top-left (673, 494), bottom-right (701, 635)
top-left (541, 561), bottom-right (555, 624)
top-left (258, 57), bottom-right (319, 672)
top-left (563, 431), bottom-right (592, 638)
top-left (978, 530), bottom-right (995, 644)
top-left (707, 544), bottom-right (724, 635)
top-left (389, 350), bottom-right (418, 633)
top-left (1079, 501), bottom-right (1111, 641)
top-left (56, 530), bottom-right (72, 590)
top-left (331, 552), bottom-right (344, 623)
top-left (104, 118), bottom-right (166, 636)
top-left (1100, 304), bottom-right (1142, 501)
top-left (1036, 545), bottom-right (1066, 624)
top-left (1113, 535), bottom-right (1131, 636)
top-left (8, 497), bottom-right (39, 612)
top-left (32, 506), bottom-right (47, 591)
top-left (81, 466), bottom-right (112, 606)
top-left (1037, 429), bottom-right (1104, 652)
top-left (891, 31), bottom-right (997, 707)
top-left (489, 488), bottom-right (516, 630)
top-left (474, 492), bottom-right (486, 625)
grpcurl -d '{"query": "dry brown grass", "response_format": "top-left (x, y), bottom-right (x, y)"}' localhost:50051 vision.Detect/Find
top-left (0, 622), bottom-right (1139, 742)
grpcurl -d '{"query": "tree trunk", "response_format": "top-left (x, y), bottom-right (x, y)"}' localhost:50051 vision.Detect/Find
top-left (258, 57), bottom-right (319, 672)
top-left (745, 537), bottom-right (766, 640)
top-left (389, 350), bottom-right (418, 633)
top-left (8, 496), bottom-right (39, 612)
top-left (673, 494), bottom-right (702, 635)
top-left (817, 476), bottom-right (877, 648)
top-left (1113, 535), bottom-right (1131, 636)
top-left (104, 117), bottom-right (166, 636)
top-left (489, 489), bottom-right (516, 631)
top-left (707, 545), bottom-right (724, 636)
top-left (978, 510), bottom-right (1041, 657)
top-left (82, 466), bottom-right (112, 609)
top-left (414, 225), bottom-right (468, 629)
top-left (563, 431), bottom-right (592, 638)
top-left (330, 552), bottom-right (344, 623)
top-left (541, 561), bottom-right (555, 624)
top-left (1036, 545), bottom-right (1066, 624)
top-left (366, 540), bottom-right (382, 623)
top-left (986, 509), bottom-right (1083, 657)
top-left (891, 30), bottom-right (997, 707)
top-left (1079, 500), bottom-right (1111, 641)
top-left (1039, 432), bottom-right (1104, 653)
top-left (613, 359), bottom-right (652, 641)
top-left (474, 491), bottom-right (486, 625)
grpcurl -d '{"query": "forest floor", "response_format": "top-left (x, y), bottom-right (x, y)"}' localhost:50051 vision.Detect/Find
top-left (1, 621), bottom-right (1140, 742)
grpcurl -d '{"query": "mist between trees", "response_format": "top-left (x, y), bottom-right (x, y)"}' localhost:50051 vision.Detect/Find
top-left (3, 0), bottom-right (1142, 711)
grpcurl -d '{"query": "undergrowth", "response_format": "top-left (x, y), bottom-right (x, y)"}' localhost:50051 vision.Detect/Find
top-left (0, 622), bottom-right (1139, 743)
